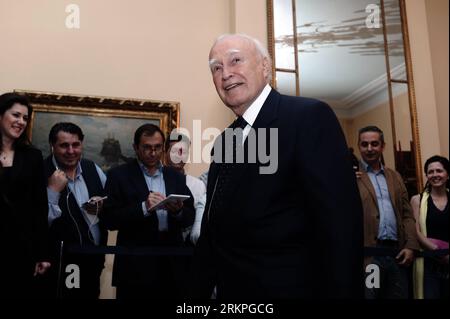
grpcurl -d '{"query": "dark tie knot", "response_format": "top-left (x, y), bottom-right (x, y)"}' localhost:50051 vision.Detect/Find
top-left (234, 116), bottom-right (248, 129)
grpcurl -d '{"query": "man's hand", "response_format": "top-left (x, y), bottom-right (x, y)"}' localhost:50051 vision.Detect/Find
top-left (145, 192), bottom-right (166, 211)
top-left (83, 196), bottom-right (105, 215)
top-left (34, 261), bottom-right (51, 276)
top-left (396, 248), bottom-right (414, 266)
top-left (165, 200), bottom-right (183, 214)
top-left (48, 169), bottom-right (68, 193)
top-left (355, 171), bottom-right (363, 179)
top-left (145, 192), bottom-right (183, 213)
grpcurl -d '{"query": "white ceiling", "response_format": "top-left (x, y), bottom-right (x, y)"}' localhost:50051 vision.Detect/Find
top-left (273, 0), bottom-right (407, 118)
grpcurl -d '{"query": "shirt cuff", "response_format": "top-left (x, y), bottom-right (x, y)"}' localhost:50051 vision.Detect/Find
top-left (47, 187), bottom-right (61, 205)
top-left (142, 201), bottom-right (150, 217)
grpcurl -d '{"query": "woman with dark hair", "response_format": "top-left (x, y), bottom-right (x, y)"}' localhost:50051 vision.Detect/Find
top-left (411, 155), bottom-right (449, 299)
top-left (0, 92), bottom-right (51, 297)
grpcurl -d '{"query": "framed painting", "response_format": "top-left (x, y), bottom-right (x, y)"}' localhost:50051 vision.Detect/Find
top-left (15, 89), bottom-right (180, 171)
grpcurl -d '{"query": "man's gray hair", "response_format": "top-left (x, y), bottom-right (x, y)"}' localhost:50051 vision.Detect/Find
top-left (210, 33), bottom-right (273, 83)
top-left (358, 125), bottom-right (385, 144)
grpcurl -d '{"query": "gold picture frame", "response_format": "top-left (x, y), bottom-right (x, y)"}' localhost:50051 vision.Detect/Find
top-left (15, 89), bottom-right (180, 171)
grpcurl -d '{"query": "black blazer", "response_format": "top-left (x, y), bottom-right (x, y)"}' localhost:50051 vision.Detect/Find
top-left (191, 89), bottom-right (364, 299)
top-left (43, 157), bottom-right (108, 248)
top-left (0, 146), bottom-right (49, 265)
top-left (102, 160), bottom-right (195, 286)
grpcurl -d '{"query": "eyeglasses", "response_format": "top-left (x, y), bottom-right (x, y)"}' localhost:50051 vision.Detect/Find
top-left (140, 144), bottom-right (163, 153)
top-left (359, 141), bottom-right (382, 148)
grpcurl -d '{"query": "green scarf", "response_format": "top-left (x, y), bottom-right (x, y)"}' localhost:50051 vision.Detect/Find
top-left (413, 190), bottom-right (429, 299)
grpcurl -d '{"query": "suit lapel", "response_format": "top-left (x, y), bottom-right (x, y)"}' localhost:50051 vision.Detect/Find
top-left (384, 168), bottom-right (398, 212)
top-left (228, 89), bottom-right (280, 195)
top-left (207, 89), bottom-right (280, 216)
top-left (10, 148), bottom-right (25, 182)
top-left (162, 167), bottom-right (176, 195)
top-left (360, 172), bottom-right (378, 207)
top-left (207, 162), bottom-right (219, 193)
top-left (252, 89), bottom-right (279, 129)
top-left (129, 160), bottom-right (152, 199)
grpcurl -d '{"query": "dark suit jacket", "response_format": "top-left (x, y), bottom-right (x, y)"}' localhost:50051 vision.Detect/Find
top-left (44, 157), bottom-right (108, 248)
top-left (358, 165), bottom-right (420, 266)
top-left (0, 146), bottom-right (49, 271)
top-left (42, 157), bottom-right (107, 298)
top-left (102, 160), bottom-right (195, 286)
top-left (191, 89), bottom-right (364, 299)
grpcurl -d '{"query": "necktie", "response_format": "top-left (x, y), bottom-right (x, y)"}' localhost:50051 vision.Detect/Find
top-left (209, 117), bottom-right (248, 216)
top-left (234, 116), bottom-right (248, 130)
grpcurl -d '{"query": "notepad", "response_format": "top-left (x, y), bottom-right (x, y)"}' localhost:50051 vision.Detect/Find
top-left (149, 194), bottom-right (190, 211)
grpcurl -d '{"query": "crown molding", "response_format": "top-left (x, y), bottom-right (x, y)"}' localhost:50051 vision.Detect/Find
top-left (332, 63), bottom-right (407, 118)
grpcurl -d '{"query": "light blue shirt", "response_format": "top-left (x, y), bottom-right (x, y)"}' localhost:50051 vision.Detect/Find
top-left (139, 161), bottom-right (169, 232)
top-left (362, 160), bottom-right (398, 241)
top-left (47, 158), bottom-right (107, 245)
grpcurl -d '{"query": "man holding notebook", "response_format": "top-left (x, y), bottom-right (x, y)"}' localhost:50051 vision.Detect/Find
top-left (102, 123), bottom-right (195, 299)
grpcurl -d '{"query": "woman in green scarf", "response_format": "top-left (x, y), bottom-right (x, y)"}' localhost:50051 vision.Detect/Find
top-left (411, 155), bottom-right (449, 299)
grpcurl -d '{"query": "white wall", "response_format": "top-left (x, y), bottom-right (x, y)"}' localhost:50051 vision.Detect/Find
top-left (425, 0), bottom-right (449, 158)
top-left (405, 0), bottom-right (443, 171)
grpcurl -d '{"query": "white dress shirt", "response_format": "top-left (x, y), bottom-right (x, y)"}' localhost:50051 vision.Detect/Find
top-left (240, 84), bottom-right (272, 142)
top-left (186, 174), bottom-right (206, 244)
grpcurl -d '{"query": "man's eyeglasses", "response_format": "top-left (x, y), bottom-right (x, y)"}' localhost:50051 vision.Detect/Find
top-left (140, 144), bottom-right (164, 153)
top-left (359, 141), bottom-right (381, 148)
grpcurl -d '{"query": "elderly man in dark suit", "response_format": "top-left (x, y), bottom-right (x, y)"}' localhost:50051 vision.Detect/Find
top-left (190, 34), bottom-right (364, 299)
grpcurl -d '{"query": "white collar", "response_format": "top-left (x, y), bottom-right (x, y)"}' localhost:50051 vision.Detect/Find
top-left (241, 84), bottom-right (272, 127)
